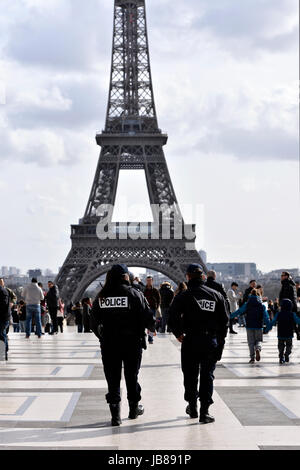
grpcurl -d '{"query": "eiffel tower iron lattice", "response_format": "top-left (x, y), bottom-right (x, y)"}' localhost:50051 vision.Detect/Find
top-left (56, 0), bottom-right (207, 303)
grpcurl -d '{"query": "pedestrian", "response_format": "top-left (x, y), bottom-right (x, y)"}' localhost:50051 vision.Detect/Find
top-left (267, 300), bottom-right (275, 321)
top-left (0, 278), bottom-right (11, 360)
top-left (72, 302), bottom-right (83, 333)
top-left (168, 264), bottom-right (228, 424)
top-left (159, 282), bottom-right (174, 333)
top-left (144, 275), bottom-right (161, 344)
top-left (11, 304), bottom-right (20, 332)
top-left (175, 282), bottom-right (187, 296)
top-left (226, 282), bottom-right (240, 334)
top-left (279, 272), bottom-right (299, 340)
top-left (38, 282), bottom-right (47, 333)
top-left (82, 298), bottom-right (92, 333)
top-left (90, 264), bottom-right (155, 426)
top-left (205, 270), bottom-right (231, 332)
top-left (46, 281), bottom-right (60, 335)
top-left (231, 288), bottom-right (272, 363)
top-left (57, 299), bottom-right (65, 333)
top-left (242, 280), bottom-right (257, 304)
top-left (44, 310), bottom-right (52, 334)
top-left (267, 299), bottom-right (300, 364)
top-left (22, 278), bottom-right (44, 339)
top-left (18, 300), bottom-right (27, 332)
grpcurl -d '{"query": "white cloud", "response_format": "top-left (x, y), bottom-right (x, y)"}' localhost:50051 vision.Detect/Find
top-left (0, 0), bottom-right (298, 273)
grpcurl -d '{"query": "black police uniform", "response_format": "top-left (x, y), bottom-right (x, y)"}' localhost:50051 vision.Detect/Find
top-left (168, 277), bottom-right (228, 420)
top-left (205, 277), bottom-right (233, 332)
top-left (90, 278), bottom-right (155, 412)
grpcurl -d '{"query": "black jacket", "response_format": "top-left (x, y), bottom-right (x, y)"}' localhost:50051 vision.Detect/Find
top-left (90, 280), bottom-right (155, 344)
top-left (275, 299), bottom-right (296, 339)
top-left (168, 279), bottom-right (228, 361)
top-left (159, 285), bottom-right (174, 308)
top-left (0, 286), bottom-right (10, 322)
top-left (279, 279), bottom-right (297, 312)
top-left (46, 285), bottom-right (60, 309)
top-left (244, 296), bottom-right (265, 329)
top-left (205, 277), bottom-right (230, 314)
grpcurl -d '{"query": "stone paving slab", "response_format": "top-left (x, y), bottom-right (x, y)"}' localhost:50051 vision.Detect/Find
top-left (0, 328), bottom-right (299, 449)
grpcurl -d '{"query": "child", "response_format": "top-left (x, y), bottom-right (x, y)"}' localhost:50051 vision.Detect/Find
top-left (231, 288), bottom-right (272, 363)
top-left (44, 310), bottom-right (52, 334)
top-left (267, 298), bottom-right (300, 364)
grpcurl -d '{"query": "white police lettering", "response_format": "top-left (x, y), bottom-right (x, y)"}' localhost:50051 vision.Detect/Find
top-left (197, 299), bottom-right (216, 312)
top-left (99, 297), bottom-right (128, 308)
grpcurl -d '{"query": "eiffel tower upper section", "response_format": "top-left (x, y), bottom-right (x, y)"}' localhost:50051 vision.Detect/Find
top-left (106, 0), bottom-right (159, 134)
top-left (83, 0), bottom-right (181, 226)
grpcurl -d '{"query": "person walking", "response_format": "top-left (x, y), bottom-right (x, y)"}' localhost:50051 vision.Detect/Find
top-left (175, 282), bottom-right (187, 296)
top-left (72, 302), bottom-right (83, 333)
top-left (159, 282), bottom-right (174, 333)
top-left (18, 301), bottom-right (27, 333)
top-left (0, 278), bottom-right (11, 360)
top-left (82, 298), bottom-right (92, 333)
top-left (279, 272), bottom-right (299, 340)
top-left (227, 282), bottom-right (241, 334)
top-left (231, 289), bottom-right (271, 363)
top-left (38, 282), bottom-right (47, 334)
top-left (57, 299), bottom-right (65, 333)
top-left (22, 278), bottom-right (44, 339)
top-left (205, 271), bottom-right (231, 333)
top-left (144, 275), bottom-right (161, 344)
top-left (11, 305), bottom-right (20, 332)
top-left (46, 281), bottom-right (60, 335)
top-left (168, 264), bottom-right (228, 424)
top-left (90, 264), bottom-right (155, 426)
top-left (267, 298), bottom-right (300, 364)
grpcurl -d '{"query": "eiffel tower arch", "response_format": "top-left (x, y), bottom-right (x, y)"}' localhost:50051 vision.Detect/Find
top-left (56, 0), bottom-right (207, 303)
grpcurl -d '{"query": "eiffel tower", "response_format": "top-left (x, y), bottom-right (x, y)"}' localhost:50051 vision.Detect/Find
top-left (56, 0), bottom-right (207, 303)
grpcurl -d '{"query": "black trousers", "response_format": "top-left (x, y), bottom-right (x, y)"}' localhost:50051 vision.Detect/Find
top-left (278, 339), bottom-right (293, 358)
top-left (181, 336), bottom-right (217, 410)
top-left (48, 307), bottom-right (58, 333)
top-left (101, 338), bottom-right (143, 405)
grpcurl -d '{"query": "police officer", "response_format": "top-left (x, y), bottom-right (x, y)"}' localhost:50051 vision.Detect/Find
top-left (90, 264), bottom-right (155, 426)
top-left (168, 264), bottom-right (228, 424)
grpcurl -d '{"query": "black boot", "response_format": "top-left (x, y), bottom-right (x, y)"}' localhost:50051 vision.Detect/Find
top-left (199, 407), bottom-right (215, 424)
top-left (128, 401), bottom-right (144, 419)
top-left (109, 403), bottom-right (122, 426)
top-left (185, 402), bottom-right (198, 418)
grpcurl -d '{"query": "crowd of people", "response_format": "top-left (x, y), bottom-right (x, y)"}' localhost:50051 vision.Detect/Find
top-left (0, 271), bottom-right (299, 364)
top-left (0, 268), bottom-right (300, 426)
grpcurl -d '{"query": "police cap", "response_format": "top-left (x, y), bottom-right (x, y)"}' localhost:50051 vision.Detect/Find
top-left (110, 264), bottom-right (129, 276)
top-left (186, 263), bottom-right (202, 274)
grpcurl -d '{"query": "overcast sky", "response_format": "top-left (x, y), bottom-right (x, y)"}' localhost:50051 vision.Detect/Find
top-left (0, 0), bottom-right (299, 275)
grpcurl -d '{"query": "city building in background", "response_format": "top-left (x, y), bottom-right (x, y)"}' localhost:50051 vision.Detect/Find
top-left (206, 262), bottom-right (257, 282)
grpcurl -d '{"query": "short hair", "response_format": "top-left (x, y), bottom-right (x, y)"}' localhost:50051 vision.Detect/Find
top-left (249, 280), bottom-right (256, 284)
top-left (146, 275), bottom-right (153, 279)
top-left (31, 278), bottom-right (38, 283)
top-left (281, 271), bottom-right (290, 277)
top-left (207, 270), bottom-right (216, 279)
top-left (231, 282), bottom-right (238, 287)
top-left (251, 288), bottom-right (258, 296)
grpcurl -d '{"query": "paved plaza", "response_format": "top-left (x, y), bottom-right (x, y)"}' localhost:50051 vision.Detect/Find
top-left (0, 327), bottom-right (300, 450)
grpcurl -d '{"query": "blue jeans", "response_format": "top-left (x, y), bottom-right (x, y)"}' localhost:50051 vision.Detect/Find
top-left (0, 320), bottom-right (9, 358)
top-left (13, 323), bottom-right (20, 332)
top-left (26, 305), bottom-right (42, 337)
